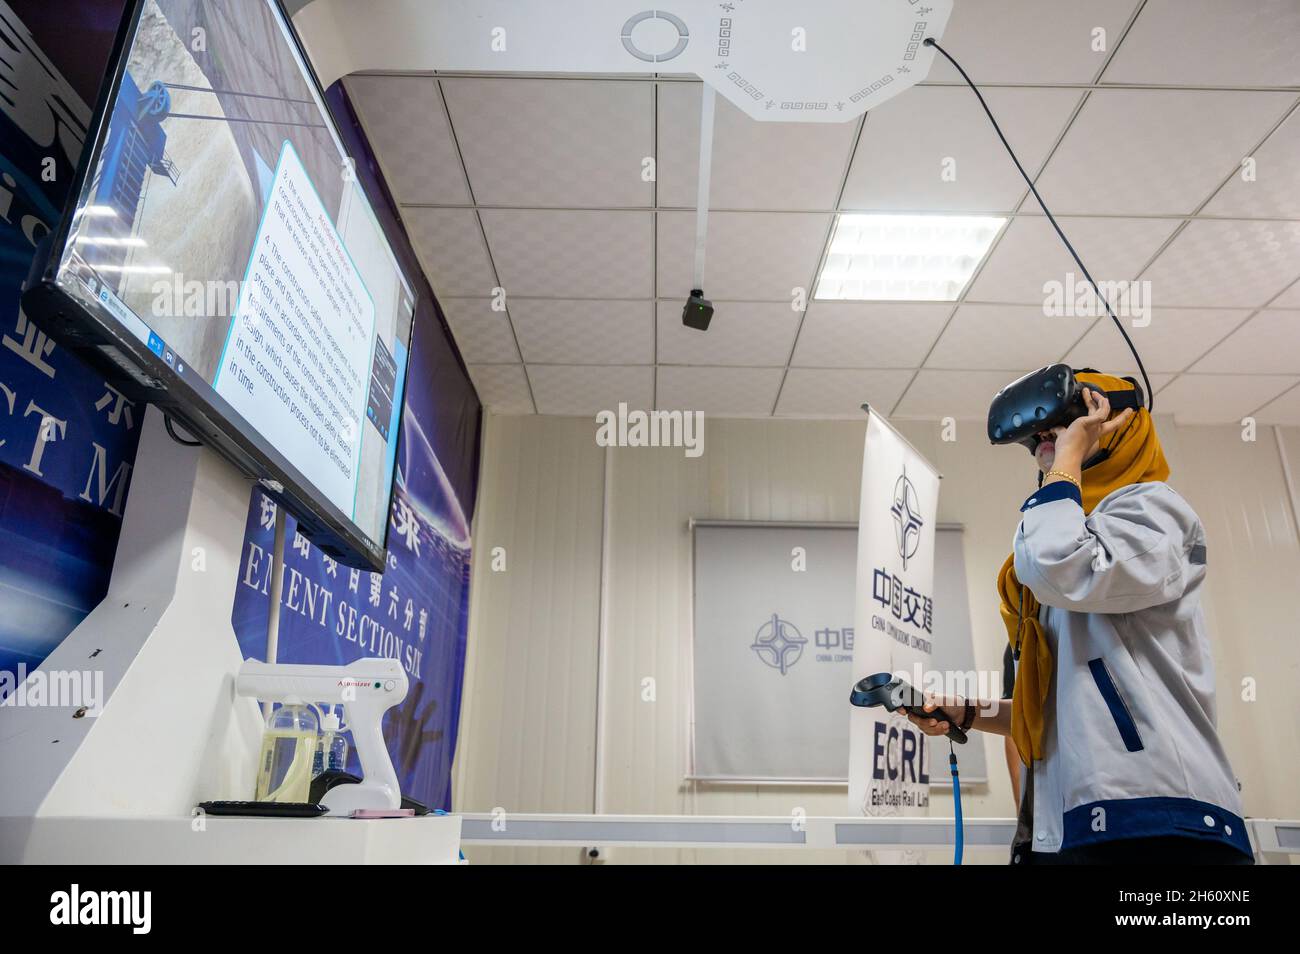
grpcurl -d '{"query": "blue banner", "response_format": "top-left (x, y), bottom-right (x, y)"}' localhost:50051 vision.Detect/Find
top-left (0, 0), bottom-right (139, 680)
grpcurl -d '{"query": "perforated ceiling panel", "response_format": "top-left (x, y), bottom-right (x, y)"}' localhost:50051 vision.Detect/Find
top-left (341, 0), bottom-right (1300, 426)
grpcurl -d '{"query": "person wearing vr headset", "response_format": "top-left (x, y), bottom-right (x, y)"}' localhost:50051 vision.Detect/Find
top-left (903, 366), bottom-right (1251, 865)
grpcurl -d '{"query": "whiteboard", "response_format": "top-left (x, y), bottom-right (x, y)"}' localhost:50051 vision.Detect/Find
top-left (691, 522), bottom-right (987, 784)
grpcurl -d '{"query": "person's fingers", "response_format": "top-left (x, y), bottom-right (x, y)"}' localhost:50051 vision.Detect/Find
top-left (1100, 406), bottom-right (1135, 437)
top-left (900, 707), bottom-right (946, 735)
top-left (1086, 389), bottom-right (1111, 423)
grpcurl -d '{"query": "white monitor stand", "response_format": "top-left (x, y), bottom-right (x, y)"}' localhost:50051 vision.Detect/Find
top-left (0, 406), bottom-right (465, 865)
top-left (0, 406), bottom-right (267, 831)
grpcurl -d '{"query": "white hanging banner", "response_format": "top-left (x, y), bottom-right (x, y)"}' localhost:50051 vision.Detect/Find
top-left (848, 409), bottom-right (941, 837)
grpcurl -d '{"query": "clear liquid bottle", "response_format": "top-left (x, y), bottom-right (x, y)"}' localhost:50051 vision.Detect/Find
top-left (255, 701), bottom-right (318, 802)
top-left (315, 704), bottom-right (349, 775)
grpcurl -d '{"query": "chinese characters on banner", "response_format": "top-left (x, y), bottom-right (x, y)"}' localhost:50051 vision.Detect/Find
top-left (849, 410), bottom-right (941, 861)
top-left (0, 0), bottom-right (142, 683)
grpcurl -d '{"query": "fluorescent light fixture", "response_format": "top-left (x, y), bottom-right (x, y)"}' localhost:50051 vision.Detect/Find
top-left (814, 213), bottom-right (1005, 301)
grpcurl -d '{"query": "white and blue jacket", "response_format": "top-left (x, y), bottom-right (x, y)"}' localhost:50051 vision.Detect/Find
top-left (1011, 479), bottom-right (1250, 859)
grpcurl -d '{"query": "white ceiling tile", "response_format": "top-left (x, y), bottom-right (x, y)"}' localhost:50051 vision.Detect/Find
top-left (1255, 383), bottom-right (1300, 425)
top-left (792, 302), bottom-right (952, 368)
top-left (468, 364), bottom-right (534, 414)
top-left (926, 0), bottom-right (1140, 85)
top-left (1272, 280), bottom-right (1300, 308)
top-left (1032, 90), bottom-right (1294, 215)
top-left (1153, 374), bottom-right (1300, 424)
top-left (840, 87), bottom-right (1082, 213)
top-left (893, 369), bottom-right (1033, 420)
top-left (655, 366), bottom-right (783, 417)
top-left (528, 364), bottom-right (653, 416)
top-left (925, 304), bottom-right (1095, 371)
top-left (657, 301), bottom-right (798, 367)
top-left (1136, 373), bottom-right (1176, 396)
top-left (481, 210), bottom-right (652, 298)
top-left (440, 78), bottom-right (654, 208)
top-left (965, 216), bottom-right (1179, 304)
top-left (656, 82), bottom-right (858, 210)
top-left (511, 299), bottom-right (653, 364)
top-left (1065, 308), bottom-right (1251, 375)
top-left (1202, 107), bottom-right (1300, 219)
top-left (1191, 311), bottom-right (1300, 375)
top-left (776, 368), bottom-right (914, 419)
top-left (439, 298), bottom-right (520, 364)
top-left (656, 211), bottom-right (831, 301)
top-left (1140, 220), bottom-right (1300, 308)
top-left (1102, 0), bottom-right (1300, 87)
top-left (402, 207), bottom-right (497, 298)
top-left (344, 75), bottom-right (471, 205)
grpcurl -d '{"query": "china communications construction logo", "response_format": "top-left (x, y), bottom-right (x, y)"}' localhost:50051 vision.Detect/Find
top-left (891, 471), bottom-right (924, 570)
top-left (750, 613), bottom-right (807, 675)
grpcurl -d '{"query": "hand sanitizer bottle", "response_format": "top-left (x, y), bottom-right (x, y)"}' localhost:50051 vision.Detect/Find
top-left (315, 704), bottom-right (350, 774)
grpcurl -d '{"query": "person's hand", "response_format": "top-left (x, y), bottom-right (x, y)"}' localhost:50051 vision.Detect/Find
top-left (900, 694), bottom-right (964, 737)
top-left (1054, 388), bottom-right (1134, 462)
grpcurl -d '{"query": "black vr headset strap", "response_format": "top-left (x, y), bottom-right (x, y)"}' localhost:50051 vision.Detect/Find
top-left (1079, 383), bottom-right (1144, 470)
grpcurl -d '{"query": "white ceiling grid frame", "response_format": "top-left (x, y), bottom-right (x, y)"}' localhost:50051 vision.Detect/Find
top-left (964, 216), bottom-right (1181, 304)
top-left (1027, 89), bottom-right (1296, 216)
top-left (1191, 311), bottom-right (1300, 376)
top-left (791, 302), bottom-right (955, 369)
top-left (655, 301), bottom-right (800, 368)
top-left (1064, 308), bottom-right (1255, 376)
top-left (839, 85), bottom-right (1086, 214)
top-left (347, 72), bottom-right (537, 411)
top-left (511, 299), bottom-right (654, 365)
top-left (340, 0), bottom-right (1300, 425)
top-left (528, 364), bottom-right (655, 417)
top-left (656, 366), bottom-right (785, 418)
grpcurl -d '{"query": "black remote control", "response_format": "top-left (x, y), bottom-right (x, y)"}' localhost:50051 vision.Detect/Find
top-left (197, 800), bottom-right (328, 818)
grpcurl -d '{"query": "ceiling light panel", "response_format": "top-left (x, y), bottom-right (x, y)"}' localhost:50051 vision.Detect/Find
top-left (814, 213), bottom-right (1005, 301)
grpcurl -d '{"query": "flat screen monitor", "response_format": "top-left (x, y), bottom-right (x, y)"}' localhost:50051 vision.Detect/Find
top-left (22, 0), bottom-right (415, 570)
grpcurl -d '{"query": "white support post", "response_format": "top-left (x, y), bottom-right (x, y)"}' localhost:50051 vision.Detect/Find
top-left (692, 84), bottom-right (716, 291)
top-left (0, 406), bottom-right (266, 848)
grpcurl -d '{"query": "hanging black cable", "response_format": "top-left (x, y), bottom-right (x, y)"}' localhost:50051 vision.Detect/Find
top-left (164, 414), bottom-right (202, 447)
top-left (924, 37), bottom-right (1154, 412)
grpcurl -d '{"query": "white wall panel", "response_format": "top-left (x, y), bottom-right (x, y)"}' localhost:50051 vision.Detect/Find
top-left (455, 414), bottom-right (1300, 864)
top-left (454, 414), bottom-right (605, 864)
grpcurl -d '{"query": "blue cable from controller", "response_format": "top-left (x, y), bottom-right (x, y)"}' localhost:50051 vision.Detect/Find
top-left (949, 744), bottom-right (963, 866)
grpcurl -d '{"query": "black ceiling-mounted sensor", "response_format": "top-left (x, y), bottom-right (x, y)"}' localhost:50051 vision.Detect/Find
top-left (682, 288), bottom-right (714, 331)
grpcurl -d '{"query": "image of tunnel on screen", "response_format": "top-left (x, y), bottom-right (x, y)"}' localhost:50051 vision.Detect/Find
top-left (56, 0), bottom-right (413, 552)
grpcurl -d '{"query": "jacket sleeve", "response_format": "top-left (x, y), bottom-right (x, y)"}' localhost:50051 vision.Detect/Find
top-left (1013, 481), bottom-right (1200, 614)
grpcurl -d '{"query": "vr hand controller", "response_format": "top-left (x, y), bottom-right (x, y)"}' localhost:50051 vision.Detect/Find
top-left (849, 672), bottom-right (968, 744)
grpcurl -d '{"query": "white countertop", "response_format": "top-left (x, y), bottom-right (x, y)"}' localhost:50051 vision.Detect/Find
top-left (0, 812), bottom-right (462, 864)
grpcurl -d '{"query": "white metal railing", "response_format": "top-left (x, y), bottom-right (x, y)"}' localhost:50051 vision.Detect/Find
top-left (460, 813), bottom-right (1299, 862)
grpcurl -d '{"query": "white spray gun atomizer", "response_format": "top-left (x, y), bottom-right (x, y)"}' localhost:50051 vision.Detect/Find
top-left (236, 657), bottom-right (408, 816)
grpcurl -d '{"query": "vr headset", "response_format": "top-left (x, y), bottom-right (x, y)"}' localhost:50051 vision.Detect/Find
top-left (987, 364), bottom-right (1145, 457)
